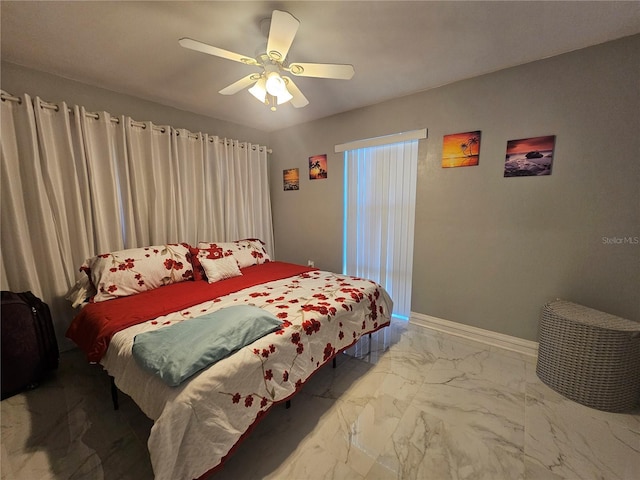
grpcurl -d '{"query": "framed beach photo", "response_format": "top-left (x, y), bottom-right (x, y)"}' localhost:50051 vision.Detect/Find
top-left (442, 131), bottom-right (481, 168)
top-left (283, 168), bottom-right (299, 190)
top-left (504, 135), bottom-right (555, 177)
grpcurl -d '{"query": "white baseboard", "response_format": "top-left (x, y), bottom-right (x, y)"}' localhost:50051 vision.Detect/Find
top-left (410, 312), bottom-right (538, 358)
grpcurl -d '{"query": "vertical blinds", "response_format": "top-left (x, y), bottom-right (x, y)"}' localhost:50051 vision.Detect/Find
top-left (343, 138), bottom-right (420, 319)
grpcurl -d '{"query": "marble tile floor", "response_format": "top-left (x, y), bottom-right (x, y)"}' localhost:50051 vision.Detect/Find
top-left (2, 319), bottom-right (639, 480)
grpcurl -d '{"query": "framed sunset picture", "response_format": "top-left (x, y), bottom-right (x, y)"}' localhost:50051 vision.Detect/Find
top-left (309, 154), bottom-right (328, 179)
top-left (283, 168), bottom-right (299, 190)
top-left (504, 135), bottom-right (555, 177)
top-left (442, 131), bottom-right (481, 168)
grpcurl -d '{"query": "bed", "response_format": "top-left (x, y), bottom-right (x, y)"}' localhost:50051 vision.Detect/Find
top-left (65, 241), bottom-right (393, 480)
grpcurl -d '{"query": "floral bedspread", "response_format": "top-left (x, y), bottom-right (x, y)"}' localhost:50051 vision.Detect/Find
top-left (100, 269), bottom-right (393, 480)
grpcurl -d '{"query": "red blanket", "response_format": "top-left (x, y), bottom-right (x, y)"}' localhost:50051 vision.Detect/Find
top-left (66, 262), bottom-right (314, 362)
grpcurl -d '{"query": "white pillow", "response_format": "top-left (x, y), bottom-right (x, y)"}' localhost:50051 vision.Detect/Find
top-left (200, 255), bottom-right (242, 283)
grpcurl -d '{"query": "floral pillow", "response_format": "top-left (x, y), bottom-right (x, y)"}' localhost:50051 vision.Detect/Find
top-left (199, 256), bottom-right (242, 284)
top-left (197, 239), bottom-right (270, 269)
top-left (189, 245), bottom-right (236, 281)
top-left (83, 243), bottom-right (193, 302)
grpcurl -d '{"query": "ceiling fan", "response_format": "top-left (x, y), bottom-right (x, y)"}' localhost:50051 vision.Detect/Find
top-left (179, 10), bottom-right (355, 111)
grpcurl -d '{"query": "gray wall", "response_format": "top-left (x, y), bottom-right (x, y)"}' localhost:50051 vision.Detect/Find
top-left (1, 61), bottom-right (270, 145)
top-left (268, 35), bottom-right (640, 341)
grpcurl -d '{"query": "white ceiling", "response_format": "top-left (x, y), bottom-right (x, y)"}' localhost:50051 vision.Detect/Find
top-left (2, 1), bottom-right (639, 132)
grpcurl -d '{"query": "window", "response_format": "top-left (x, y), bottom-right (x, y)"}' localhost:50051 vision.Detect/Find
top-left (338, 130), bottom-right (425, 320)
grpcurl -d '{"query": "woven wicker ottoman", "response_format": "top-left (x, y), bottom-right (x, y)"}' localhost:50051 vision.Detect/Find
top-left (536, 300), bottom-right (640, 412)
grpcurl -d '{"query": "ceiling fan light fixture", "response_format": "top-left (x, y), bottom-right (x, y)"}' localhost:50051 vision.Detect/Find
top-left (248, 77), bottom-right (267, 102)
top-left (265, 71), bottom-right (287, 97)
top-left (276, 88), bottom-right (293, 105)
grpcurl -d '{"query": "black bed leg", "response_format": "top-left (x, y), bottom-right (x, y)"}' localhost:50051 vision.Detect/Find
top-left (368, 333), bottom-right (372, 355)
top-left (332, 356), bottom-right (337, 369)
top-left (110, 376), bottom-right (119, 410)
top-left (285, 400), bottom-right (291, 409)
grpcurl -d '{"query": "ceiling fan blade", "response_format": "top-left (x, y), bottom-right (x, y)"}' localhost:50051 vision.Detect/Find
top-left (287, 62), bottom-right (355, 80)
top-left (266, 10), bottom-right (300, 62)
top-left (179, 37), bottom-right (258, 66)
top-left (283, 76), bottom-right (309, 108)
top-left (219, 74), bottom-right (261, 95)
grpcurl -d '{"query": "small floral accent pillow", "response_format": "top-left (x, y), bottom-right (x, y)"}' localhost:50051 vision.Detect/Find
top-left (199, 256), bottom-right (242, 284)
top-left (83, 243), bottom-right (193, 302)
top-left (197, 239), bottom-right (271, 269)
top-left (189, 245), bottom-right (236, 281)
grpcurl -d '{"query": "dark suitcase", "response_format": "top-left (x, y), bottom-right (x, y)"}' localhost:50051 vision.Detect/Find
top-left (1, 291), bottom-right (59, 399)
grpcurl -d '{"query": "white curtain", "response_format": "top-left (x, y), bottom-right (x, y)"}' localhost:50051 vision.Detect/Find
top-left (126, 120), bottom-right (182, 244)
top-left (1, 94), bottom-right (72, 342)
top-left (0, 91), bottom-right (273, 348)
top-left (344, 139), bottom-right (419, 319)
top-left (217, 139), bottom-right (273, 242)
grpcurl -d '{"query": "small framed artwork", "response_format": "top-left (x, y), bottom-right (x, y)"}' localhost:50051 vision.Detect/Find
top-left (504, 135), bottom-right (555, 177)
top-left (283, 168), bottom-right (299, 190)
top-left (309, 154), bottom-right (328, 179)
top-left (442, 131), bottom-right (481, 168)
